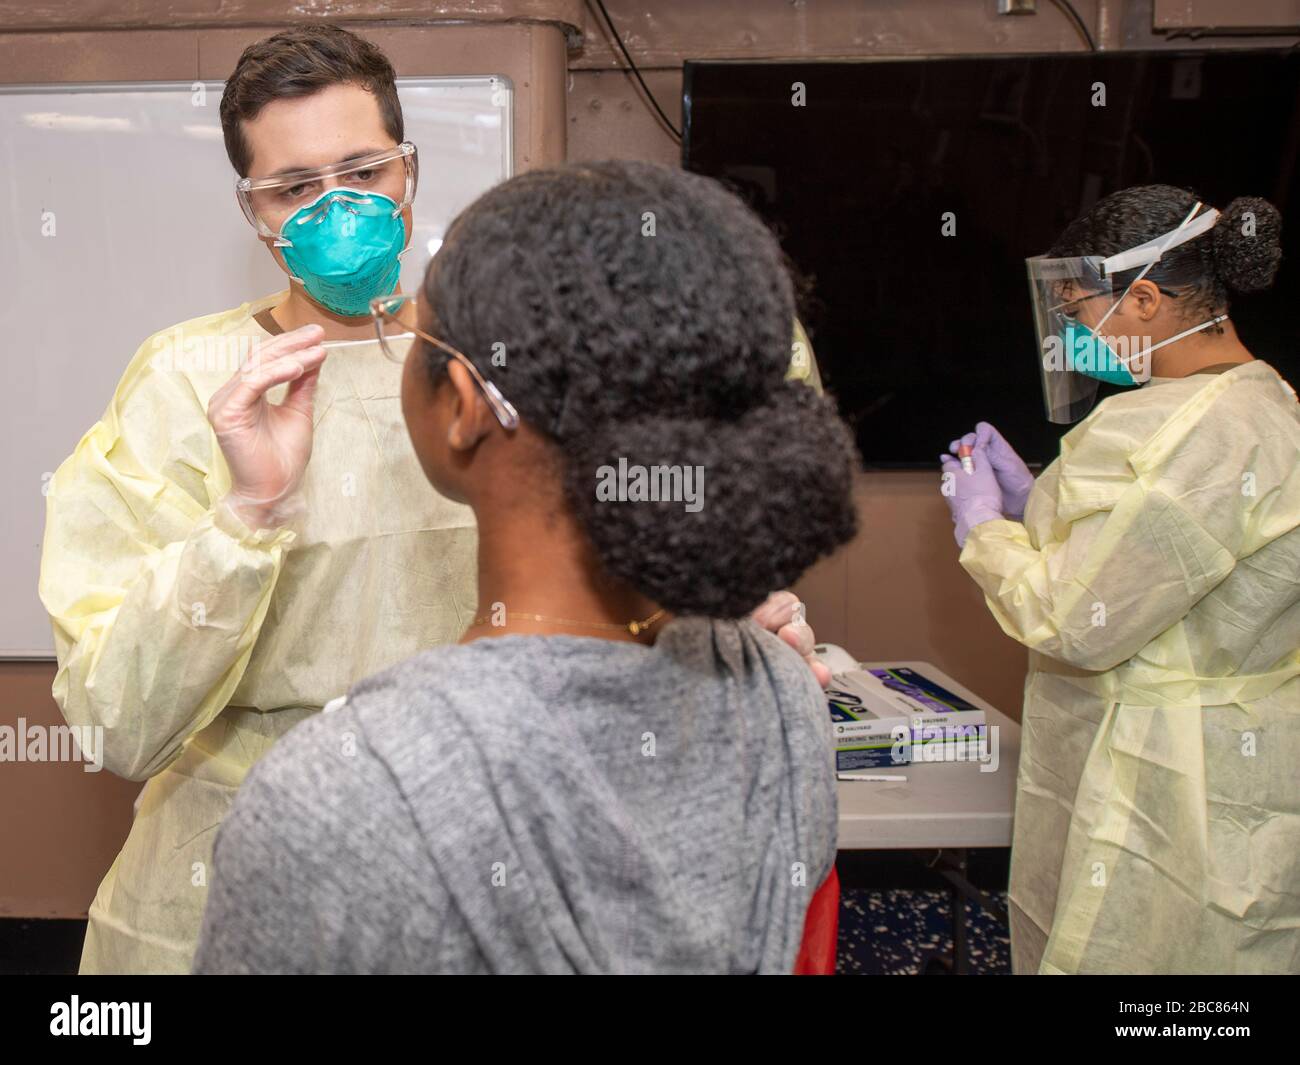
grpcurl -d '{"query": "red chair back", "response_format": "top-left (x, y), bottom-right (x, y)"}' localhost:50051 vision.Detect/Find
top-left (793, 866), bottom-right (839, 975)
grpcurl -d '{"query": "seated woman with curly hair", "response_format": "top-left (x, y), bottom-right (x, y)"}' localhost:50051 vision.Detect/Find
top-left (192, 160), bottom-right (860, 974)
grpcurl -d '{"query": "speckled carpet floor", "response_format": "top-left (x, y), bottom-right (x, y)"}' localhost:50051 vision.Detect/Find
top-left (837, 889), bottom-right (1011, 974)
top-left (3, 890), bottom-right (1014, 974)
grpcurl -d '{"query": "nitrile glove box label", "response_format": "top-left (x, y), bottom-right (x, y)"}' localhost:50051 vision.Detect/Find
top-left (836, 744), bottom-right (910, 771)
top-left (827, 672), bottom-right (912, 769)
top-left (854, 667), bottom-right (987, 741)
top-left (829, 667), bottom-right (987, 767)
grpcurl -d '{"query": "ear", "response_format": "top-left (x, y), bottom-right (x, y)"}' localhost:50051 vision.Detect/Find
top-left (1125, 279), bottom-right (1163, 323)
top-left (263, 234), bottom-right (293, 277)
top-left (401, 204), bottom-right (415, 250)
top-left (444, 359), bottom-right (495, 451)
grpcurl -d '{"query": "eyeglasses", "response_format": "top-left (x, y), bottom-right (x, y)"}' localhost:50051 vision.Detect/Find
top-left (369, 293), bottom-right (519, 431)
top-left (1051, 285), bottom-right (1182, 316)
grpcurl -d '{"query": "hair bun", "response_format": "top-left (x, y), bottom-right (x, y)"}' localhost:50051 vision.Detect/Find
top-left (562, 384), bottom-right (859, 619)
top-left (1213, 197), bottom-right (1282, 294)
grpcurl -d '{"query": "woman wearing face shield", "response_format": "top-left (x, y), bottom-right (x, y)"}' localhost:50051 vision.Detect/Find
top-left (939, 185), bottom-right (1300, 974)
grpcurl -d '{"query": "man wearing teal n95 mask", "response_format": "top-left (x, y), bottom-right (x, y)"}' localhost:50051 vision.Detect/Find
top-left (939, 185), bottom-right (1300, 974)
top-left (39, 24), bottom-right (451, 977)
top-left (238, 143), bottom-right (415, 319)
top-left (38, 22), bottom-right (827, 975)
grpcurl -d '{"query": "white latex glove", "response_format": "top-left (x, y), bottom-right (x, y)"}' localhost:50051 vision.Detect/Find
top-left (752, 590), bottom-right (830, 688)
top-left (206, 324), bottom-right (328, 528)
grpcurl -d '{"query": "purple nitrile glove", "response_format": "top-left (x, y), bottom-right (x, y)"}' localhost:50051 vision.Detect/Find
top-left (948, 421), bottom-right (1034, 521)
top-left (938, 443), bottom-right (1005, 548)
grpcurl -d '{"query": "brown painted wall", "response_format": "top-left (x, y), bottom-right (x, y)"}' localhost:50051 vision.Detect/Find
top-left (3, 0), bottom-right (1297, 920)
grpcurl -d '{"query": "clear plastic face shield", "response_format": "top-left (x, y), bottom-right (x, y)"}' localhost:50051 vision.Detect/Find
top-left (1027, 202), bottom-right (1224, 423)
top-left (236, 141), bottom-right (418, 240)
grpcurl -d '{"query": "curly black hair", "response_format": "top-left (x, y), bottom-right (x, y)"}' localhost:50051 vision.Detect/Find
top-left (421, 160), bottom-right (859, 618)
top-left (1050, 184), bottom-right (1283, 325)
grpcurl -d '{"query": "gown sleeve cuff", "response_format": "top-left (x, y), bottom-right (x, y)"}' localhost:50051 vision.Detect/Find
top-left (213, 495), bottom-right (300, 548)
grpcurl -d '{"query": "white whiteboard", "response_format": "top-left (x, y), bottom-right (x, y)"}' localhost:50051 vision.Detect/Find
top-left (0, 77), bottom-right (512, 656)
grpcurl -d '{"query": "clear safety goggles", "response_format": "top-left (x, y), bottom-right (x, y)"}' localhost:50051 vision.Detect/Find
top-left (1026, 202), bottom-right (1221, 423)
top-left (236, 142), bottom-right (418, 239)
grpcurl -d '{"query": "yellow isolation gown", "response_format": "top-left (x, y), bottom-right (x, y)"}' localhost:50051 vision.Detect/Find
top-left (40, 293), bottom-right (823, 973)
top-left (960, 360), bottom-right (1300, 974)
top-left (39, 292), bottom-right (478, 972)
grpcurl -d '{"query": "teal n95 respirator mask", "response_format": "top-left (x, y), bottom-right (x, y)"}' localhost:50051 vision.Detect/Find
top-left (276, 188), bottom-right (407, 317)
top-left (236, 142), bottom-right (418, 318)
top-left (1026, 201), bottom-right (1228, 423)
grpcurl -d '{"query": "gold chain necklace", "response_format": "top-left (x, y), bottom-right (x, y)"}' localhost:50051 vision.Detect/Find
top-left (468, 607), bottom-right (667, 637)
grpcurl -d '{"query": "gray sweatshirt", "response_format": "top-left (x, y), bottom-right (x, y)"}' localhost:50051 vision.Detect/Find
top-left (192, 617), bottom-right (837, 974)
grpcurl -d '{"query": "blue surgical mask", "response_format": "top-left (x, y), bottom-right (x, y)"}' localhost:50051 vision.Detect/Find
top-left (277, 188), bottom-right (406, 317)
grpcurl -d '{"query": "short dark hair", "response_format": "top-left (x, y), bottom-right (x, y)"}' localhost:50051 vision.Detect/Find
top-left (220, 22), bottom-right (403, 177)
top-left (423, 161), bottom-right (860, 618)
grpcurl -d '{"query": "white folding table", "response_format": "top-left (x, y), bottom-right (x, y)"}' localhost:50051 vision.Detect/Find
top-left (834, 660), bottom-right (1021, 973)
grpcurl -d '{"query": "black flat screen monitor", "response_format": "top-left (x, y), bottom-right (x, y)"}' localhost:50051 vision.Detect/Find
top-left (683, 52), bottom-right (1300, 467)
